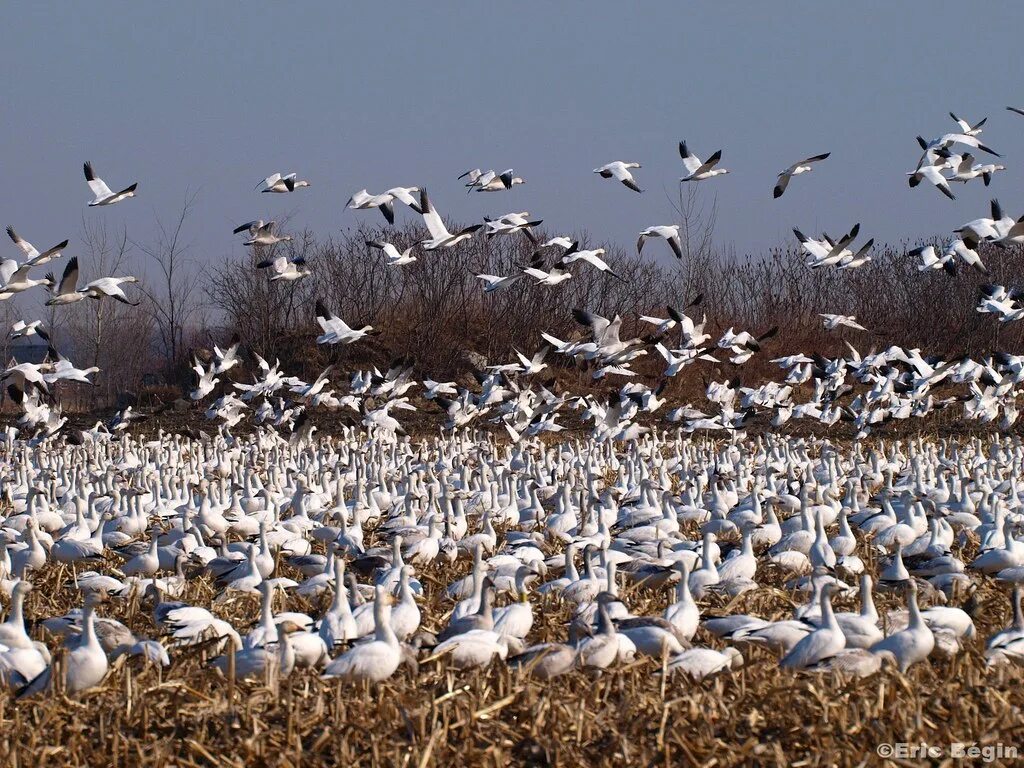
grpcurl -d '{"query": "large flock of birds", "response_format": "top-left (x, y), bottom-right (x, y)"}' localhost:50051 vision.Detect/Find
top-left (3, 106), bottom-right (1024, 696)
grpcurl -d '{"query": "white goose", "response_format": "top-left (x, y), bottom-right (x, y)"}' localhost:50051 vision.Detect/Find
top-left (83, 162), bottom-right (137, 206)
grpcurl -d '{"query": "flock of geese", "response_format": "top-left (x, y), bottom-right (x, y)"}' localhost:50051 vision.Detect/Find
top-left (3, 105), bottom-right (1024, 695)
top-left (1, 428), bottom-right (1023, 693)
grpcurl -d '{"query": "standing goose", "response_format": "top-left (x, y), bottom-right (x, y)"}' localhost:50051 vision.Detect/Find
top-left (322, 585), bottom-right (402, 682)
top-left (869, 581), bottom-right (934, 671)
top-left (20, 593), bottom-right (109, 697)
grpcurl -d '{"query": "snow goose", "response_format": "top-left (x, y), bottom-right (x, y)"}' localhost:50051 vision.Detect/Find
top-left (780, 582), bottom-right (845, 669)
top-left (234, 220), bottom-right (292, 246)
top-left (257, 172), bottom-right (310, 193)
top-left (419, 189), bottom-right (482, 249)
top-left (773, 153), bottom-right (829, 198)
top-left (322, 585), bottom-right (402, 682)
top-left (678, 141), bottom-right (728, 181)
top-left (637, 226), bottom-right (682, 259)
top-left (20, 593), bottom-right (108, 697)
top-left (44, 257), bottom-right (85, 306)
top-left (9, 322), bottom-right (48, 348)
top-left (986, 586), bottom-right (1024, 665)
top-left (366, 239), bottom-right (416, 266)
top-left (83, 162), bottom-right (137, 206)
top-left (908, 162), bottom-right (956, 200)
top-left (666, 647), bottom-right (742, 681)
top-left (593, 161), bottom-right (642, 193)
top-left (869, 581), bottom-right (934, 671)
top-left (256, 254), bottom-right (310, 282)
top-left (473, 271), bottom-right (523, 293)
top-left (557, 243), bottom-right (618, 280)
top-left (6, 227), bottom-right (68, 267)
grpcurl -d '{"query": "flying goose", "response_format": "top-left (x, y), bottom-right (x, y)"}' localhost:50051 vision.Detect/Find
top-left (523, 255), bottom-right (572, 286)
top-left (256, 172), bottom-right (310, 193)
top-left (561, 243), bottom-right (623, 280)
top-left (347, 188), bottom-right (421, 225)
top-left (366, 240), bottom-right (416, 266)
top-left (6, 227), bottom-right (68, 266)
top-left (910, 245), bottom-right (956, 276)
top-left (593, 162), bottom-right (642, 193)
top-left (679, 141), bottom-right (728, 181)
top-left (472, 271), bottom-right (523, 293)
top-left (637, 225), bottom-right (682, 259)
top-left (83, 162), bottom-right (137, 206)
top-left (773, 153), bottom-right (829, 198)
top-left (908, 162), bottom-right (955, 200)
top-left (10, 320), bottom-right (49, 342)
top-left (233, 220), bottom-right (292, 246)
top-left (820, 314), bottom-right (867, 332)
top-left (314, 301), bottom-right (376, 344)
top-left (45, 257), bottom-right (84, 306)
top-left (256, 254), bottom-right (309, 282)
top-left (419, 189), bottom-right (482, 249)
top-left (460, 169), bottom-right (523, 192)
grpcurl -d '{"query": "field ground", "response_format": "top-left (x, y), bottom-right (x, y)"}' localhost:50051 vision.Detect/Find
top-left (2, 527), bottom-right (1023, 768)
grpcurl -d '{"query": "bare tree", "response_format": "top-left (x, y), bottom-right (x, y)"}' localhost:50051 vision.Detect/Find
top-left (134, 191), bottom-right (203, 379)
top-left (64, 218), bottom-right (151, 407)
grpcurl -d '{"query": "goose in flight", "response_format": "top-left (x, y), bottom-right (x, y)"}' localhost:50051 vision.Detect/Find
top-left (593, 162), bottom-right (642, 193)
top-left (256, 254), bottom-right (309, 282)
top-left (917, 133), bottom-right (1000, 159)
top-left (83, 162), bottom-right (137, 206)
top-left (366, 240), bottom-right (416, 266)
top-left (419, 189), bottom-right (482, 249)
top-left (314, 301), bottom-right (376, 344)
top-left (820, 314), bottom-right (867, 332)
top-left (949, 112), bottom-right (986, 136)
top-left (561, 243), bottom-right (623, 280)
top-left (6, 227), bottom-right (68, 266)
top-left (540, 235), bottom-right (574, 250)
top-left (908, 162), bottom-right (955, 200)
top-left (347, 188), bottom-right (421, 225)
top-left (945, 153), bottom-right (1005, 186)
top-left (10, 320), bottom-right (49, 342)
top-left (256, 172), bottom-right (310, 193)
top-left (460, 169), bottom-right (523, 192)
top-left (794, 224), bottom-right (861, 268)
top-left (472, 271), bottom-right (523, 294)
top-left (0, 262), bottom-right (54, 299)
top-left (45, 257), bottom-right (84, 306)
top-left (910, 245), bottom-right (956, 276)
top-left (233, 220), bottom-right (292, 246)
top-left (773, 153), bottom-right (829, 198)
top-left (956, 199), bottom-right (1013, 248)
top-left (82, 275), bottom-right (141, 305)
top-left (483, 212), bottom-right (543, 242)
top-left (523, 255), bottom-right (572, 286)
top-left (637, 225), bottom-right (682, 259)
top-left (679, 141), bottom-right (728, 182)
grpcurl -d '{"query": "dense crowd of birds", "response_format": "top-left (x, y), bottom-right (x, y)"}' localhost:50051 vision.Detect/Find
top-left (1, 429), bottom-right (1024, 695)
top-left (3, 105), bottom-right (1024, 696)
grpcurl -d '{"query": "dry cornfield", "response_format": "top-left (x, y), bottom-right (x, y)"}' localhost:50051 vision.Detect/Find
top-left (2, 525), bottom-right (1023, 768)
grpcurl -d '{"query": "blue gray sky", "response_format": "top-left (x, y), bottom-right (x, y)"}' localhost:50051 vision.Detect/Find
top-left (1, 2), bottom-right (1023, 282)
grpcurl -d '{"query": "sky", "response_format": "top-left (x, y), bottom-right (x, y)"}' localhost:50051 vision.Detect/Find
top-left (1, 1), bottom-right (1023, 292)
